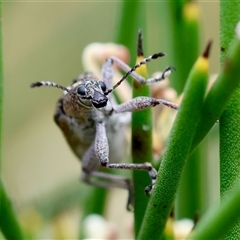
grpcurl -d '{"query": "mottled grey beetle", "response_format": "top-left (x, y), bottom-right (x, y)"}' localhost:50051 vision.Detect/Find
top-left (31, 32), bottom-right (178, 210)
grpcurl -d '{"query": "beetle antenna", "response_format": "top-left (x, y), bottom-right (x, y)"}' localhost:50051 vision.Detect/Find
top-left (30, 81), bottom-right (69, 92)
top-left (104, 52), bottom-right (165, 95)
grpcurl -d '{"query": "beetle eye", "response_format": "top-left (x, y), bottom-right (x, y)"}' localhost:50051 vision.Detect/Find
top-left (99, 81), bottom-right (106, 92)
top-left (77, 85), bottom-right (86, 95)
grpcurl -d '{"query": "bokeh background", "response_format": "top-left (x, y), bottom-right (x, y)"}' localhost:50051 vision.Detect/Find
top-left (2, 1), bottom-right (219, 238)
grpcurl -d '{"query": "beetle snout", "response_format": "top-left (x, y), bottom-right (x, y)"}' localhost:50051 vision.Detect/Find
top-left (92, 91), bottom-right (108, 108)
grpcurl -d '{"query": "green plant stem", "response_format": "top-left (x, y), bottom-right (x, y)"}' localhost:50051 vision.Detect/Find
top-left (0, 0), bottom-right (2, 171)
top-left (168, 1), bottom-right (203, 220)
top-left (219, 2), bottom-right (240, 239)
top-left (132, 76), bottom-right (152, 238)
top-left (0, 179), bottom-right (25, 240)
top-left (191, 34), bottom-right (240, 152)
top-left (220, 88), bottom-right (240, 238)
top-left (132, 30), bottom-right (153, 237)
top-left (114, 0), bottom-right (143, 62)
top-left (81, 188), bottom-right (106, 216)
top-left (114, 1), bottom-right (150, 237)
top-left (187, 10), bottom-right (240, 240)
top-left (188, 179), bottom-right (240, 240)
top-left (168, 0), bottom-right (200, 94)
top-left (175, 144), bottom-right (204, 219)
top-left (138, 44), bottom-right (210, 240)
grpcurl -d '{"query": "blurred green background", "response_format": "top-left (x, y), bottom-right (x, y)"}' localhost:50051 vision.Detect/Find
top-left (2, 1), bottom-right (219, 237)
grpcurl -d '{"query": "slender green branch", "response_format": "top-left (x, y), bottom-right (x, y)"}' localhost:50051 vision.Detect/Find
top-left (220, 1), bottom-right (240, 63)
top-left (138, 43), bottom-right (210, 239)
top-left (114, 1), bottom-right (150, 237)
top-left (219, 2), bottom-right (240, 238)
top-left (175, 144), bottom-right (204, 219)
top-left (191, 30), bottom-right (240, 152)
top-left (188, 179), bottom-right (240, 239)
top-left (172, 1), bottom-right (202, 220)
top-left (0, 0), bottom-right (3, 171)
top-left (114, 0), bottom-right (143, 62)
top-left (187, 18), bottom-right (240, 240)
top-left (0, 179), bottom-right (25, 240)
top-left (168, 0), bottom-right (200, 94)
top-left (132, 29), bottom-right (153, 237)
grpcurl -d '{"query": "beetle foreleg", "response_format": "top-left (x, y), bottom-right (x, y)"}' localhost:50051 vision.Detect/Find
top-left (113, 96), bottom-right (179, 113)
top-left (95, 121), bottom-right (157, 196)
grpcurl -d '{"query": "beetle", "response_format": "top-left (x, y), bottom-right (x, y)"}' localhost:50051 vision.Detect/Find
top-left (31, 32), bottom-right (178, 210)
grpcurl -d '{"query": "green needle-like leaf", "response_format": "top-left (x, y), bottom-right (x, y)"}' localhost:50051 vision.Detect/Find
top-left (0, 180), bottom-right (25, 240)
top-left (219, 2), bottom-right (240, 238)
top-left (191, 29), bottom-right (240, 152)
top-left (188, 179), bottom-right (240, 240)
top-left (132, 30), bottom-right (153, 237)
top-left (138, 43), bottom-right (211, 239)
